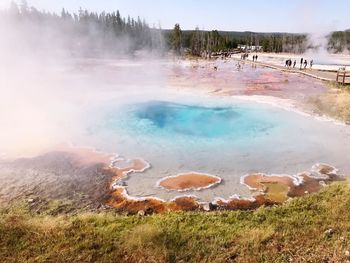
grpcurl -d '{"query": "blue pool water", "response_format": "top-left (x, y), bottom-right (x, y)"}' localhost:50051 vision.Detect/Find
top-left (103, 101), bottom-right (280, 145)
top-left (87, 99), bottom-right (350, 202)
top-left (133, 101), bottom-right (274, 138)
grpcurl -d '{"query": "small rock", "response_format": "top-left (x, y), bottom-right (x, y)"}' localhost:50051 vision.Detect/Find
top-left (324, 228), bottom-right (335, 237)
top-left (345, 250), bottom-right (350, 257)
top-left (209, 202), bottom-right (218, 211)
top-left (137, 210), bottom-right (145, 216)
top-left (304, 190), bottom-right (309, 194)
top-left (26, 198), bottom-right (35, 203)
top-left (202, 203), bottom-right (210, 211)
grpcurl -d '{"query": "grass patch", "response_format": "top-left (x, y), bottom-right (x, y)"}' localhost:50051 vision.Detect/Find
top-left (1, 182), bottom-right (350, 262)
top-left (310, 81), bottom-right (350, 123)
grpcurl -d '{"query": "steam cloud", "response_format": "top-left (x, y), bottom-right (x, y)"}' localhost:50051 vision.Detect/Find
top-left (0, 2), bottom-right (166, 158)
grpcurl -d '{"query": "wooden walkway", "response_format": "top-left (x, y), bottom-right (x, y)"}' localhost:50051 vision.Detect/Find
top-left (233, 58), bottom-right (342, 83)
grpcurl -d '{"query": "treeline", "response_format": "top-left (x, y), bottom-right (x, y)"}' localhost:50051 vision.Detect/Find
top-left (168, 24), bottom-right (350, 57)
top-left (329, 31), bottom-right (350, 53)
top-left (0, 1), bottom-right (164, 56)
top-left (2, 1), bottom-right (350, 58)
top-left (259, 31), bottom-right (350, 53)
top-left (165, 26), bottom-right (240, 58)
top-left (167, 24), bottom-right (308, 57)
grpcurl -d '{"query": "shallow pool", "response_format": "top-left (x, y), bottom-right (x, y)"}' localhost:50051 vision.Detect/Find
top-left (88, 98), bottom-right (350, 202)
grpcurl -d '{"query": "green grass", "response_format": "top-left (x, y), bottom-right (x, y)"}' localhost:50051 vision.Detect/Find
top-left (1, 182), bottom-right (350, 262)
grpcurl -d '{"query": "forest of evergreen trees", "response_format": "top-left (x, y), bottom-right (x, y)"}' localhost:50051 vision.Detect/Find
top-left (166, 26), bottom-right (308, 57)
top-left (1, 1), bottom-right (350, 58)
top-left (0, 1), bottom-right (164, 57)
top-left (168, 24), bottom-right (350, 57)
top-left (329, 30), bottom-right (350, 53)
top-left (165, 24), bottom-right (308, 58)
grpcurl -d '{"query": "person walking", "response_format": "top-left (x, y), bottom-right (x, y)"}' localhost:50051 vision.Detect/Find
top-left (300, 57), bottom-right (304, 69)
top-left (293, 60), bottom-right (296, 68)
top-left (304, 59), bottom-right (307, 69)
top-left (310, 59), bottom-right (313, 69)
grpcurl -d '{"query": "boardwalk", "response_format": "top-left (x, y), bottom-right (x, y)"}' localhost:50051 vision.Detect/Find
top-left (234, 58), bottom-right (339, 82)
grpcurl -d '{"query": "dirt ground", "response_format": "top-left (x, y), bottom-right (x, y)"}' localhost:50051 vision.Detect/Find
top-left (0, 151), bottom-right (112, 212)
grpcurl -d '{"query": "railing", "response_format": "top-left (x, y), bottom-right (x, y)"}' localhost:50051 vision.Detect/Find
top-left (336, 67), bottom-right (350, 84)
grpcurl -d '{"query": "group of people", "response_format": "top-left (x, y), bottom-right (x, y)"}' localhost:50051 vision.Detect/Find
top-left (285, 59), bottom-right (295, 68)
top-left (285, 57), bottom-right (313, 69)
top-left (240, 53), bottom-right (259, 62)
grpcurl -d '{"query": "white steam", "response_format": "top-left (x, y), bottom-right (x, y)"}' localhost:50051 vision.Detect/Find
top-left (0, 5), bottom-right (167, 159)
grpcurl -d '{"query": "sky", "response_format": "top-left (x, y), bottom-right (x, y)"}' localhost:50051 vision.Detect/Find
top-left (0, 0), bottom-right (349, 33)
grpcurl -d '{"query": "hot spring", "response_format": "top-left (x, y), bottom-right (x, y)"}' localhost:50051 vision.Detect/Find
top-left (86, 95), bottom-right (350, 202)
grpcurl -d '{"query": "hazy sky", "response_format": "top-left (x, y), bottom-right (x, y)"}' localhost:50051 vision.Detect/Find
top-left (0, 0), bottom-right (349, 32)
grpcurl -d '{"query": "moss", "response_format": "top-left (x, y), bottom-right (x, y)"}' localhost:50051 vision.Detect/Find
top-left (1, 182), bottom-right (350, 262)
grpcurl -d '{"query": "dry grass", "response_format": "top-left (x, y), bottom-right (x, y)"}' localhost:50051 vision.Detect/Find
top-left (2, 182), bottom-right (350, 262)
top-left (310, 81), bottom-right (350, 123)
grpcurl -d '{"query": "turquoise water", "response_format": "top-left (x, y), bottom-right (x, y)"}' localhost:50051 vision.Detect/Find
top-left (103, 101), bottom-right (279, 144)
top-left (88, 99), bottom-right (350, 202)
top-left (134, 101), bottom-right (274, 138)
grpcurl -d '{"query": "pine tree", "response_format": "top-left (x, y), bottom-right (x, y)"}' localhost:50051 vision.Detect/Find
top-left (171, 23), bottom-right (182, 55)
